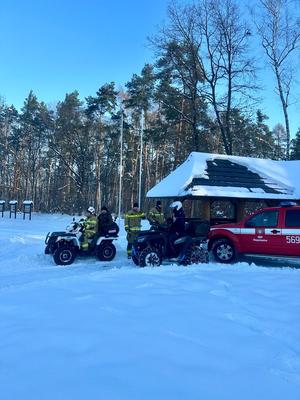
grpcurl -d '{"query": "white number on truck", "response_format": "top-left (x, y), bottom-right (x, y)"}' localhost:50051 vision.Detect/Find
top-left (286, 236), bottom-right (300, 244)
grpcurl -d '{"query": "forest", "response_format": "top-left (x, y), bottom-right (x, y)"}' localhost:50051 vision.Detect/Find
top-left (0, 0), bottom-right (300, 214)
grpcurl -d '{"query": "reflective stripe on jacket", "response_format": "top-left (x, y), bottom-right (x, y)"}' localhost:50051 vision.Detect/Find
top-left (148, 207), bottom-right (164, 225)
top-left (124, 209), bottom-right (145, 231)
top-left (83, 215), bottom-right (98, 234)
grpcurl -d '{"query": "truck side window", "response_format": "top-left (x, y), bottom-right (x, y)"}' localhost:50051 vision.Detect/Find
top-left (245, 211), bottom-right (279, 228)
top-left (285, 210), bottom-right (300, 227)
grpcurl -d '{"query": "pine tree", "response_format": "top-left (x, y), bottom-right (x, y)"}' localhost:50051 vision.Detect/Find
top-left (152, 0), bottom-right (257, 155)
top-left (17, 91), bottom-right (54, 204)
top-left (0, 104), bottom-right (19, 200)
top-left (254, 110), bottom-right (275, 158)
top-left (86, 82), bottom-right (118, 210)
top-left (51, 91), bottom-right (92, 213)
top-left (125, 64), bottom-right (155, 119)
top-left (290, 129), bottom-right (300, 160)
top-left (272, 124), bottom-right (287, 160)
top-left (154, 40), bottom-right (209, 153)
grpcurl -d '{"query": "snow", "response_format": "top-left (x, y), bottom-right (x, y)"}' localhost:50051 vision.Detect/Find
top-left (189, 185), bottom-right (296, 199)
top-left (0, 212), bottom-right (300, 400)
top-left (147, 152), bottom-right (300, 199)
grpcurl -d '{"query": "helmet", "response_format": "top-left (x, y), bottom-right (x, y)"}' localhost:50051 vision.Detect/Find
top-left (87, 206), bottom-right (95, 214)
top-left (169, 201), bottom-right (182, 210)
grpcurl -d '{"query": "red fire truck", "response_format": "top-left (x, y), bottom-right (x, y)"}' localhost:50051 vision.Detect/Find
top-left (208, 203), bottom-right (300, 263)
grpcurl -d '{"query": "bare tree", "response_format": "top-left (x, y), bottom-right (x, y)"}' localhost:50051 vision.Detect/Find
top-left (151, 4), bottom-right (207, 152)
top-left (254, 0), bottom-right (300, 159)
top-left (197, 0), bottom-right (258, 154)
top-left (152, 0), bottom-right (258, 155)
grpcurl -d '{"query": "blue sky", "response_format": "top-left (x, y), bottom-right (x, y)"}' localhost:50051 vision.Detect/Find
top-left (0, 0), bottom-right (299, 137)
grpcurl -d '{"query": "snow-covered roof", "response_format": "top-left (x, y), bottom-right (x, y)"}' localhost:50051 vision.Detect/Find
top-left (146, 152), bottom-right (300, 200)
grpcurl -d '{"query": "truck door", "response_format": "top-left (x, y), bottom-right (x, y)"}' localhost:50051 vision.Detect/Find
top-left (281, 209), bottom-right (300, 256)
top-left (240, 210), bottom-right (282, 254)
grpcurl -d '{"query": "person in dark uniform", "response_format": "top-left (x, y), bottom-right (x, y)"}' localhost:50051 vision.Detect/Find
top-left (97, 206), bottom-right (113, 235)
top-left (168, 201), bottom-right (188, 263)
top-left (169, 201), bottom-right (185, 235)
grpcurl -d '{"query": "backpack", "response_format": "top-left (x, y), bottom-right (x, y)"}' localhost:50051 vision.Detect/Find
top-left (105, 221), bottom-right (119, 237)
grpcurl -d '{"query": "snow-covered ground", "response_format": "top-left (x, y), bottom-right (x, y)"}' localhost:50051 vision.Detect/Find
top-left (0, 213), bottom-right (299, 400)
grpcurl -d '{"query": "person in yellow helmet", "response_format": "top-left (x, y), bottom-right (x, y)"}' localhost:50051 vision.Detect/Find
top-left (124, 202), bottom-right (145, 259)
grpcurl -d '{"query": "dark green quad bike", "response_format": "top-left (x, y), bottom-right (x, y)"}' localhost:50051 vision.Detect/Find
top-left (132, 218), bottom-right (210, 267)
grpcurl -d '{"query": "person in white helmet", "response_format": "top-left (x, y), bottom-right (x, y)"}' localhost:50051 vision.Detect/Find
top-left (169, 201), bottom-right (185, 247)
top-left (81, 206), bottom-right (98, 250)
top-left (169, 200), bottom-right (189, 264)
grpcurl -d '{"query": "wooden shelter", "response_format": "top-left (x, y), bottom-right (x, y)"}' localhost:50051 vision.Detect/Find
top-left (146, 152), bottom-right (300, 224)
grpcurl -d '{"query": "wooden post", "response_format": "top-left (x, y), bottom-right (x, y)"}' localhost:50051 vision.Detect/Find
top-left (236, 200), bottom-right (246, 222)
top-left (0, 200), bottom-right (5, 217)
top-left (23, 200), bottom-right (33, 220)
top-left (9, 200), bottom-right (18, 219)
top-left (201, 198), bottom-right (211, 221)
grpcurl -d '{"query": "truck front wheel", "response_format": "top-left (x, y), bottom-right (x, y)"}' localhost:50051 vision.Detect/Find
top-left (212, 239), bottom-right (236, 263)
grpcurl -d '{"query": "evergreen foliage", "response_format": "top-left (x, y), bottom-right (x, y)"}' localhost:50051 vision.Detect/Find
top-left (0, 0), bottom-right (298, 213)
top-left (290, 129), bottom-right (300, 160)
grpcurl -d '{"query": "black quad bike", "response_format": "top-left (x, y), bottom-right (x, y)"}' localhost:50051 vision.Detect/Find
top-left (131, 218), bottom-right (210, 267)
top-left (45, 218), bottom-right (119, 266)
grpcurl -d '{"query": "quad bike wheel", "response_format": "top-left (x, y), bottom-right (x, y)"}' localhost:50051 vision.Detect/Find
top-left (53, 244), bottom-right (76, 266)
top-left (212, 239), bottom-right (236, 263)
top-left (97, 243), bottom-right (116, 261)
top-left (131, 253), bottom-right (139, 266)
top-left (139, 247), bottom-right (162, 267)
top-left (184, 245), bottom-right (209, 265)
